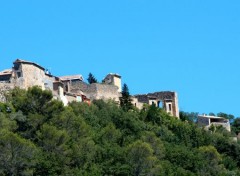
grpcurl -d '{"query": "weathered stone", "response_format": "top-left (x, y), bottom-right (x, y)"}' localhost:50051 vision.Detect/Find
top-left (134, 91), bottom-right (180, 118)
top-left (0, 83), bottom-right (14, 102)
top-left (197, 114), bottom-right (231, 132)
top-left (0, 59), bottom-right (180, 118)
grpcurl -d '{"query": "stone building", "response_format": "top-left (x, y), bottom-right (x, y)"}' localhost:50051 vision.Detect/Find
top-left (0, 69), bottom-right (12, 82)
top-left (102, 73), bottom-right (122, 92)
top-left (133, 91), bottom-right (180, 118)
top-left (64, 77), bottom-right (120, 102)
top-left (0, 59), bottom-right (180, 118)
top-left (197, 114), bottom-right (231, 132)
top-left (0, 59), bottom-right (87, 105)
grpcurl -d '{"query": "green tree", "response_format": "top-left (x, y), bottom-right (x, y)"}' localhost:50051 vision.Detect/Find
top-left (141, 132), bottom-right (165, 160)
top-left (179, 111), bottom-right (198, 122)
top-left (8, 86), bottom-right (53, 115)
top-left (232, 117), bottom-right (240, 135)
top-left (126, 140), bottom-right (159, 176)
top-left (0, 129), bottom-right (38, 176)
top-left (36, 124), bottom-right (71, 175)
top-left (217, 112), bottom-right (234, 123)
top-left (196, 145), bottom-right (224, 176)
top-left (0, 112), bottom-right (17, 131)
top-left (120, 83), bottom-right (133, 111)
top-left (87, 72), bottom-right (98, 84)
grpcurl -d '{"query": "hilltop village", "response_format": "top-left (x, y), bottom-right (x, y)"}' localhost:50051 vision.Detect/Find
top-left (0, 59), bottom-right (233, 132)
top-left (0, 59), bottom-right (179, 117)
top-left (0, 59), bottom-right (239, 176)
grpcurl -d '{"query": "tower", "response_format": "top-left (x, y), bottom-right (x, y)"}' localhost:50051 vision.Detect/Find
top-left (102, 73), bottom-right (122, 92)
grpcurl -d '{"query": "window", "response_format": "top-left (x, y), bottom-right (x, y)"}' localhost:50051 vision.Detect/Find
top-left (168, 104), bottom-right (172, 111)
top-left (65, 85), bottom-right (68, 92)
top-left (17, 72), bottom-right (22, 78)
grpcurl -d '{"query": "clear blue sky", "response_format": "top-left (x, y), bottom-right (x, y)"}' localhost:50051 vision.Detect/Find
top-left (0, 1), bottom-right (239, 117)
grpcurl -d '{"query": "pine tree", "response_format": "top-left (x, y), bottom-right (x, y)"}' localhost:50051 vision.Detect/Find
top-left (87, 73), bottom-right (98, 84)
top-left (120, 83), bottom-right (133, 111)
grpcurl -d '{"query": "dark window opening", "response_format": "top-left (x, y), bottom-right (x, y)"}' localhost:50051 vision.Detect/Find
top-left (17, 72), bottom-right (22, 78)
top-left (168, 104), bottom-right (172, 111)
top-left (65, 85), bottom-right (68, 92)
top-left (210, 119), bottom-right (228, 123)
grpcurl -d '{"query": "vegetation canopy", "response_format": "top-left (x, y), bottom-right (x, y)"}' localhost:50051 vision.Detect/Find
top-left (0, 86), bottom-right (240, 175)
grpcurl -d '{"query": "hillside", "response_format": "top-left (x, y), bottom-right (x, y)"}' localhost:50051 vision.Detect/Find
top-left (0, 86), bottom-right (240, 175)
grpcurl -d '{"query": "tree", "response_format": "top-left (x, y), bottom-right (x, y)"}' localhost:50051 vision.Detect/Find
top-left (87, 73), bottom-right (98, 84)
top-left (36, 124), bottom-right (71, 175)
top-left (8, 86), bottom-right (53, 115)
top-left (120, 83), bottom-right (133, 111)
top-left (232, 118), bottom-right (240, 135)
top-left (179, 111), bottom-right (198, 123)
top-left (0, 129), bottom-right (38, 175)
top-left (197, 145), bottom-right (224, 175)
top-left (217, 112), bottom-right (234, 124)
top-left (126, 140), bottom-right (159, 176)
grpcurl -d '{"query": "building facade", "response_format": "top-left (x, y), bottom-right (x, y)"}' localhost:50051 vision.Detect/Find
top-left (134, 91), bottom-right (180, 118)
top-left (197, 114), bottom-right (231, 132)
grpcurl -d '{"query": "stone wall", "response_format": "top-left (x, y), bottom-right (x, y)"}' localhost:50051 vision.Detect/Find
top-left (134, 94), bottom-right (149, 104)
top-left (44, 74), bottom-right (55, 91)
top-left (14, 64), bottom-right (46, 89)
top-left (132, 97), bottom-right (144, 109)
top-left (70, 81), bottom-right (89, 93)
top-left (94, 83), bottom-right (119, 101)
top-left (0, 83), bottom-right (14, 102)
top-left (71, 82), bottom-right (119, 101)
top-left (103, 74), bottom-right (122, 92)
top-left (197, 116), bottom-right (210, 127)
top-left (134, 91), bottom-right (180, 118)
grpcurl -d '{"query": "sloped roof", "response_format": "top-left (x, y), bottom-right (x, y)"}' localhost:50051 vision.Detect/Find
top-left (0, 69), bottom-right (12, 76)
top-left (60, 75), bottom-right (83, 81)
top-left (14, 59), bottom-right (45, 71)
top-left (106, 73), bottom-right (121, 78)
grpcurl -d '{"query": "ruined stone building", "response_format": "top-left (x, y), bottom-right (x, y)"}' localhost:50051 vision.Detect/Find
top-left (197, 114), bottom-right (231, 132)
top-left (133, 92), bottom-right (180, 118)
top-left (59, 73), bottom-right (121, 102)
top-left (0, 59), bottom-right (180, 117)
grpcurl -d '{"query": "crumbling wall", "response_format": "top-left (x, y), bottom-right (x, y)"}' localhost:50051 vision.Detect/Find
top-left (70, 81), bottom-right (89, 93)
top-left (94, 84), bottom-right (119, 101)
top-left (0, 83), bottom-right (14, 102)
top-left (134, 91), bottom-right (180, 118)
top-left (197, 116), bottom-right (210, 127)
top-left (134, 94), bottom-right (149, 104)
top-left (71, 82), bottom-right (119, 101)
top-left (132, 97), bottom-right (144, 109)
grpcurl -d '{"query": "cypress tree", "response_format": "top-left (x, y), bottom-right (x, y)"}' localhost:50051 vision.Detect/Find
top-left (87, 73), bottom-right (98, 84)
top-left (120, 83), bottom-right (133, 111)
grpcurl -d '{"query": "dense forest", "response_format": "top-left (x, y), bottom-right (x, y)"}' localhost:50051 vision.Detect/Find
top-left (0, 86), bottom-right (240, 175)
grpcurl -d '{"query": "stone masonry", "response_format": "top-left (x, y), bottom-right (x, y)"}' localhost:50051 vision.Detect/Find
top-left (134, 91), bottom-right (180, 118)
top-left (0, 83), bottom-right (14, 102)
top-left (0, 59), bottom-right (180, 118)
